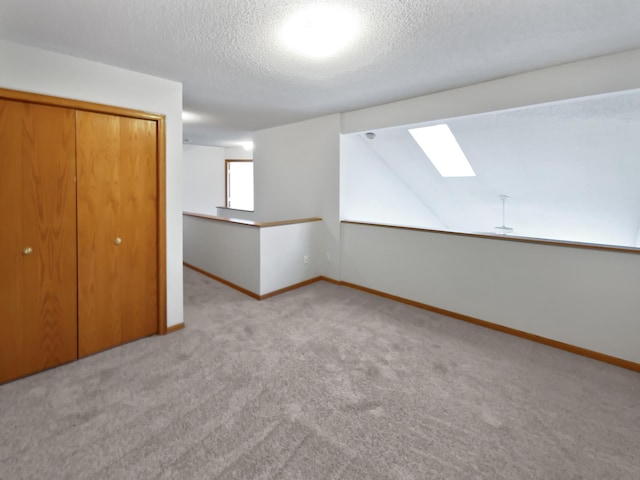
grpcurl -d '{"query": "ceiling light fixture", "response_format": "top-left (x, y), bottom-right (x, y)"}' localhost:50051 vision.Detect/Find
top-left (494, 195), bottom-right (514, 235)
top-left (280, 5), bottom-right (359, 59)
top-left (408, 124), bottom-right (476, 177)
top-left (241, 141), bottom-right (254, 151)
top-left (182, 111), bottom-right (200, 123)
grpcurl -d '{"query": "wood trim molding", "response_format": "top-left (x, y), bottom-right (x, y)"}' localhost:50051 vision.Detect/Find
top-left (156, 117), bottom-right (168, 335)
top-left (183, 263), bottom-right (340, 301)
top-left (260, 277), bottom-right (325, 300)
top-left (258, 218), bottom-right (323, 228)
top-left (0, 88), bottom-right (169, 337)
top-left (339, 281), bottom-right (640, 373)
top-left (341, 220), bottom-right (640, 255)
top-left (183, 212), bottom-right (322, 228)
top-left (183, 262), bottom-right (261, 299)
top-left (183, 259), bottom-right (638, 372)
top-left (166, 323), bottom-right (185, 334)
top-left (318, 276), bottom-right (341, 285)
top-left (0, 88), bottom-right (164, 121)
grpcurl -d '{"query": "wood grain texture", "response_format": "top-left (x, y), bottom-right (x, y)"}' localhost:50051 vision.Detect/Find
top-left (183, 262), bottom-right (330, 300)
top-left (0, 100), bottom-right (77, 384)
top-left (77, 111), bottom-right (158, 357)
top-left (165, 323), bottom-right (185, 334)
top-left (156, 118), bottom-right (167, 335)
top-left (0, 99), bottom-right (25, 383)
top-left (0, 88), bottom-right (164, 122)
top-left (259, 277), bottom-right (325, 300)
top-left (183, 262), bottom-right (261, 299)
top-left (182, 212), bottom-right (322, 228)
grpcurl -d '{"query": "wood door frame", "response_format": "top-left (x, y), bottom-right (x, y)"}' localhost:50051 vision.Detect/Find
top-left (224, 159), bottom-right (253, 209)
top-left (0, 88), bottom-right (168, 335)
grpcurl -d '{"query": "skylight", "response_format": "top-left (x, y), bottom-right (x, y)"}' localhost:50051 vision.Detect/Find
top-left (409, 124), bottom-right (476, 177)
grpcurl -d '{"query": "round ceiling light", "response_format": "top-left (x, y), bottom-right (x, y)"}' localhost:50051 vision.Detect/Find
top-left (280, 5), bottom-right (359, 59)
top-left (182, 111), bottom-right (200, 123)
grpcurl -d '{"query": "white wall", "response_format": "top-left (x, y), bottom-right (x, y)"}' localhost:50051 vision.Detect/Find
top-left (183, 216), bottom-right (321, 296)
top-left (340, 134), bottom-right (446, 229)
top-left (260, 222), bottom-right (321, 295)
top-left (341, 223), bottom-right (640, 364)
top-left (253, 114), bottom-right (341, 279)
top-left (183, 144), bottom-right (225, 216)
top-left (0, 39), bottom-right (184, 327)
top-left (336, 48), bottom-right (640, 364)
top-left (224, 146), bottom-right (253, 160)
top-left (342, 48), bottom-right (640, 134)
top-left (183, 216), bottom-right (260, 294)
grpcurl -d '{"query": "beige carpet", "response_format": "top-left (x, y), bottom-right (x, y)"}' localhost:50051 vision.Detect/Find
top-left (1, 266), bottom-right (639, 479)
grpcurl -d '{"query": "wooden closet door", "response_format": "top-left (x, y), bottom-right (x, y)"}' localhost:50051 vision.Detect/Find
top-left (0, 99), bottom-right (77, 384)
top-left (76, 111), bottom-right (158, 357)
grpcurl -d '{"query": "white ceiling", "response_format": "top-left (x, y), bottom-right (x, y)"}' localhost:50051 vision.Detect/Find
top-left (357, 89), bottom-right (640, 247)
top-left (0, 1), bottom-right (639, 147)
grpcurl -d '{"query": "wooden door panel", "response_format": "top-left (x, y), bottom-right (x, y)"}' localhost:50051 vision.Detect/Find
top-left (0, 100), bottom-right (77, 384)
top-left (0, 99), bottom-right (25, 383)
top-left (77, 112), bottom-right (121, 356)
top-left (118, 116), bottom-right (158, 343)
top-left (77, 112), bottom-right (158, 357)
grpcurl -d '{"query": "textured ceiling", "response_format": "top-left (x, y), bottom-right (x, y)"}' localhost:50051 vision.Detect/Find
top-left (357, 89), bottom-right (640, 247)
top-left (1, 0), bottom-right (640, 146)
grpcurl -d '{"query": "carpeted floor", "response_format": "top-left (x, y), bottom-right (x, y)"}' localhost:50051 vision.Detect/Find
top-left (1, 266), bottom-right (639, 479)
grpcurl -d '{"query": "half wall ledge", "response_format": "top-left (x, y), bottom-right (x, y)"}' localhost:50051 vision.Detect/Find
top-left (183, 212), bottom-right (322, 228)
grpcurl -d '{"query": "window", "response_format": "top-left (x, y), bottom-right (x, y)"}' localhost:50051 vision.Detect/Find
top-left (225, 160), bottom-right (254, 211)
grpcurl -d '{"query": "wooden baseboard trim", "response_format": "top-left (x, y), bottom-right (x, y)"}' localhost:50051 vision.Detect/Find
top-left (184, 263), bottom-right (345, 301)
top-left (183, 262), bottom-right (261, 299)
top-left (182, 263), bottom-right (638, 371)
top-left (340, 281), bottom-right (640, 373)
top-left (184, 262), bottom-right (348, 301)
top-left (166, 323), bottom-right (185, 334)
top-left (260, 277), bottom-right (325, 300)
top-left (318, 276), bottom-right (341, 285)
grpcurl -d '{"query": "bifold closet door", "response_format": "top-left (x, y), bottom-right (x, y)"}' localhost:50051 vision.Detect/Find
top-left (0, 99), bottom-right (77, 384)
top-left (76, 111), bottom-right (158, 357)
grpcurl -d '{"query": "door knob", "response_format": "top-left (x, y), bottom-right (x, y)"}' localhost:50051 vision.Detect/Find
top-left (22, 247), bottom-right (33, 255)
top-left (114, 237), bottom-right (122, 246)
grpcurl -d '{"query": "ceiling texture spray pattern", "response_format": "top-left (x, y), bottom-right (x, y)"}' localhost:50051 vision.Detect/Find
top-left (1, 0), bottom-right (640, 145)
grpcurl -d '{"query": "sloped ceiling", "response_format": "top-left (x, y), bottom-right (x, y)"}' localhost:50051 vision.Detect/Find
top-left (1, 1), bottom-right (640, 146)
top-left (357, 89), bottom-right (640, 247)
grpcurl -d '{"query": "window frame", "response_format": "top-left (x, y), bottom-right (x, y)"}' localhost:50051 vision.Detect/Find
top-left (224, 159), bottom-right (254, 211)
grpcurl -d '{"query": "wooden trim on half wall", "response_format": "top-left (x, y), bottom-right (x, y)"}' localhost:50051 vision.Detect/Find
top-left (183, 212), bottom-right (322, 228)
top-left (341, 220), bottom-right (640, 255)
